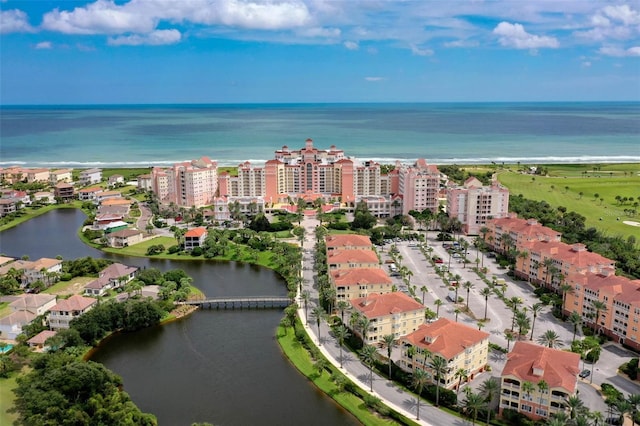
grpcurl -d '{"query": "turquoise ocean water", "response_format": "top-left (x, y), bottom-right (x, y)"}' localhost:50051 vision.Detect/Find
top-left (1, 103), bottom-right (639, 167)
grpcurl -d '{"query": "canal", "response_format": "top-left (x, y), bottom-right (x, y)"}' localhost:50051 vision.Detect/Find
top-left (0, 209), bottom-right (359, 425)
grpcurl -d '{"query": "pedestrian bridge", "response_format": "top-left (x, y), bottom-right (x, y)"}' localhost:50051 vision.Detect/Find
top-left (178, 296), bottom-right (292, 310)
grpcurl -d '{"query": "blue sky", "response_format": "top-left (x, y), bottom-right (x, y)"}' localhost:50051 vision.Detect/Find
top-left (1, 0), bottom-right (639, 104)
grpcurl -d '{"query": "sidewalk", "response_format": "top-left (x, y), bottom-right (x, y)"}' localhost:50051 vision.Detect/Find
top-left (297, 217), bottom-right (465, 426)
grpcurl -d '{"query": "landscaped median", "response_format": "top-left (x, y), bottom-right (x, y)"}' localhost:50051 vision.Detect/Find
top-left (276, 320), bottom-right (418, 426)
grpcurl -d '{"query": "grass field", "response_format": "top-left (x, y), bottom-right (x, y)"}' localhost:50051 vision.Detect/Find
top-left (0, 375), bottom-right (18, 425)
top-left (496, 164), bottom-right (640, 238)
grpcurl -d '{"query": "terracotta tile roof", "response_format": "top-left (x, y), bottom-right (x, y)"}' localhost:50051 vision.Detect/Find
top-left (30, 258), bottom-right (62, 270)
top-left (27, 330), bottom-right (57, 345)
top-left (325, 234), bottom-right (372, 248)
top-left (100, 198), bottom-right (132, 206)
top-left (0, 310), bottom-right (36, 327)
top-left (100, 263), bottom-right (138, 279)
top-left (501, 341), bottom-right (580, 392)
top-left (526, 240), bottom-right (613, 267)
top-left (331, 267), bottom-right (392, 286)
top-left (9, 294), bottom-right (56, 311)
top-left (85, 275), bottom-right (110, 290)
top-left (491, 217), bottom-right (561, 240)
top-left (78, 187), bottom-right (102, 193)
top-left (50, 295), bottom-right (96, 312)
top-left (401, 318), bottom-right (489, 360)
top-left (350, 292), bottom-right (424, 319)
top-left (185, 227), bottom-right (207, 238)
top-left (327, 249), bottom-right (379, 264)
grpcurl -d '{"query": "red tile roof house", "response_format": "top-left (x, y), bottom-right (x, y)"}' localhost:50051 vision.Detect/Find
top-left (77, 187), bottom-right (103, 201)
top-left (399, 318), bottom-right (490, 390)
top-left (331, 267), bottom-right (393, 301)
top-left (184, 227), bottom-right (208, 250)
top-left (27, 330), bottom-right (57, 350)
top-left (48, 295), bottom-right (97, 330)
top-left (84, 263), bottom-right (138, 297)
top-left (325, 234), bottom-right (373, 253)
top-left (499, 341), bottom-right (580, 421)
top-left (349, 292), bottom-right (425, 343)
top-left (327, 249), bottom-right (380, 270)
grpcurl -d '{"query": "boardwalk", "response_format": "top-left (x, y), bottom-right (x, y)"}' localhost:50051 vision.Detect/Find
top-left (178, 296), bottom-right (291, 310)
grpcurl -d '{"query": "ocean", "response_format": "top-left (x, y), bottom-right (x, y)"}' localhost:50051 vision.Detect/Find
top-left (1, 102), bottom-right (639, 168)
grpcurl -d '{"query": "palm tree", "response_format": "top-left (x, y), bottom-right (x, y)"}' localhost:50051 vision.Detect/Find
top-left (358, 316), bottom-right (371, 344)
top-left (480, 377), bottom-right (500, 426)
top-left (529, 303), bottom-right (543, 340)
top-left (566, 394), bottom-right (585, 419)
top-left (336, 300), bottom-right (349, 324)
top-left (420, 285), bottom-right (428, 304)
top-left (590, 300), bottom-right (608, 334)
top-left (507, 296), bottom-right (523, 330)
top-left (411, 368), bottom-right (430, 421)
top-left (313, 358), bottom-right (329, 378)
top-left (381, 334), bottom-right (396, 379)
top-left (521, 381), bottom-right (535, 402)
top-left (360, 344), bottom-right (377, 392)
top-left (311, 306), bottom-right (325, 346)
top-left (629, 394), bottom-right (640, 426)
top-left (334, 325), bottom-right (350, 368)
top-left (454, 367), bottom-right (468, 396)
top-left (538, 329), bottom-right (563, 348)
top-left (463, 281), bottom-right (474, 309)
top-left (454, 307), bottom-right (462, 322)
top-left (515, 312), bottom-right (531, 338)
top-left (505, 330), bottom-right (516, 352)
top-left (434, 299), bottom-right (443, 317)
top-left (568, 311), bottom-right (582, 342)
top-left (462, 390), bottom-right (486, 425)
top-left (430, 355), bottom-right (448, 407)
top-left (537, 379), bottom-right (549, 416)
top-left (301, 290), bottom-right (311, 324)
top-left (480, 287), bottom-right (492, 320)
top-left (589, 411), bottom-right (605, 426)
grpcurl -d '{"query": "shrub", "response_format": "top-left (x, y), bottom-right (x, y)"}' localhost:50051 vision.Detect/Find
top-left (190, 247), bottom-right (203, 257)
top-left (167, 245), bottom-right (181, 254)
top-left (59, 273), bottom-right (72, 281)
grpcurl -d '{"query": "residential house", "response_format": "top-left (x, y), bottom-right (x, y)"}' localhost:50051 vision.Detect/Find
top-left (32, 191), bottom-right (56, 204)
top-left (0, 199), bottom-right (17, 217)
top-left (84, 262), bottom-right (138, 297)
top-left (9, 293), bottom-right (57, 316)
top-left (49, 169), bottom-right (73, 184)
top-left (108, 174), bottom-right (125, 187)
top-left (184, 227), bottom-right (208, 250)
top-left (22, 258), bottom-right (63, 286)
top-left (95, 190), bottom-right (122, 204)
top-left (331, 268), bottom-right (393, 301)
top-left (25, 168), bottom-right (50, 183)
top-left (48, 295), bottom-right (97, 330)
top-left (108, 229), bottom-right (144, 248)
top-left (349, 291), bottom-right (425, 343)
top-left (399, 318), bottom-right (490, 390)
top-left (54, 182), bottom-right (75, 201)
top-left (327, 249), bottom-right (379, 270)
top-left (0, 166), bottom-right (23, 184)
top-left (27, 330), bottom-right (57, 350)
top-left (0, 311), bottom-right (37, 339)
top-left (79, 168), bottom-right (102, 186)
top-left (77, 187), bottom-right (103, 201)
top-left (499, 341), bottom-right (580, 420)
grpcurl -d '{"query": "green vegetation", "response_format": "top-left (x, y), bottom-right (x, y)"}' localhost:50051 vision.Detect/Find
top-left (277, 321), bottom-right (415, 426)
top-left (496, 164), bottom-right (640, 238)
top-left (100, 168), bottom-right (150, 181)
top-left (0, 374), bottom-right (18, 426)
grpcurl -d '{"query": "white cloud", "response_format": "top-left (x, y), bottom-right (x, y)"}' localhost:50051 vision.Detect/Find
top-left (35, 41), bottom-right (53, 49)
top-left (108, 29), bottom-right (181, 46)
top-left (0, 9), bottom-right (34, 34)
top-left (343, 40), bottom-right (358, 50)
top-left (297, 26), bottom-right (340, 38)
top-left (581, 61), bottom-right (591, 67)
top-left (364, 77), bottom-right (384, 82)
top-left (493, 22), bottom-right (559, 49)
top-left (443, 39), bottom-right (479, 48)
top-left (410, 44), bottom-right (433, 56)
top-left (599, 45), bottom-right (640, 57)
top-left (602, 4), bottom-right (640, 26)
top-left (576, 4), bottom-right (640, 42)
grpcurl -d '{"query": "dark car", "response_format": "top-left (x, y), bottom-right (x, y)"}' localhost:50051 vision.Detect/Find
top-left (579, 369), bottom-right (590, 378)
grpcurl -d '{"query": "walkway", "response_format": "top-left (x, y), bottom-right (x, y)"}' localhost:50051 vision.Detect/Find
top-left (297, 216), bottom-right (466, 426)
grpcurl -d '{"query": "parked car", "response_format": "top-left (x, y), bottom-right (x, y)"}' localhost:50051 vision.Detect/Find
top-left (579, 369), bottom-right (591, 378)
top-left (434, 257), bottom-right (444, 264)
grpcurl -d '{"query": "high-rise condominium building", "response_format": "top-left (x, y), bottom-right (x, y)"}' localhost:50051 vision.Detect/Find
top-left (446, 177), bottom-right (510, 235)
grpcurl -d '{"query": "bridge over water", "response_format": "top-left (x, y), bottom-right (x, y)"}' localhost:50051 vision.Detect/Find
top-left (178, 296), bottom-right (292, 310)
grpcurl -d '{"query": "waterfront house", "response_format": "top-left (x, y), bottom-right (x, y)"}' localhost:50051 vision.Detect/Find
top-left (54, 182), bottom-right (75, 202)
top-left (0, 311), bottom-right (37, 340)
top-left (84, 262), bottom-right (138, 296)
top-left (21, 258), bottom-right (63, 286)
top-left (49, 169), bottom-right (73, 184)
top-left (25, 168), bottom-right (50, 183)
top-left (78, 187), bottom-right (103, 201)
top-left (499, 341), bottom-right (580, 420)
top-left (33, 191), bottom-right (56, 204)
top-left (48, 295), bottom-right (97, 330)
top-left (107, 229), bottom-right (144, 248)
top-left (349, 291), bottom-right (425, 343)
top-left (399, 318), bottom-right (490, 390)
top-left (0, 199), bottom-right (17, 217)
top-left (184, 227), bottom-right (208, 250)
top-left (79, 168), bottom-right (102, 186)
top-left (331, 267), bottom-right (393, 301)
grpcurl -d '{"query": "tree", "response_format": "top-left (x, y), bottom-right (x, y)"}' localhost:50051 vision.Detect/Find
top-left (381, 334), bottom-right (396, 379)
top-left (480, 377), bottom-right (500, 426)
top-left (336, 300), bottom-right (349, 324)
top-left (334, 325), bottom-right (350, 368)
top-left (311, 306), bottom-right (325, 346)
top-left (529, 303), bottom-right (543, 340)
top-left (431, 355), bottom-right (448, 407)
top-left (566, 394), bottom-right (585, 419)
top-left (454, 367), bottom-right (468, 396)
top-left (628, 394), bottom-right (640, 426)
top-left (507, 296), bottom-right (523, 330)
top-left (591, 300), bottom-right (608, 334)
top-left (537, 379), bottom-right (549, 415)
top-left (568, 311), bottom-right (582, 342)
top-left (420, 285), bottom-right (428, 304)
top-left (360, 344), bottom-right (377, 392)
top-left (434, 299), bottom-right (443, 317)
top-left (480, 287), bottom-right (492, 320)
top-left (313, 358), bottom-right (329, 378)
top-left (505, 330), bottom-right (516, 352)
top-left (301, 290), bottom-right (311, 324)
top-left (411, 368), bottom-right (430, 421)
top-left (461, 390), bottom-right (486, 425)
top-left (538, 329), bottom-right (563, 348)
top-left (463, 281), bottom-right (474, 309)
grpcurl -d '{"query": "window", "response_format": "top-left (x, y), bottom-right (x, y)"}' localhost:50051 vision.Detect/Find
top-left (521, 404), bottom-right (532, 412)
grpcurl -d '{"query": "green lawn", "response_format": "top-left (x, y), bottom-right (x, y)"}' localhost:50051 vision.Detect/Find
top-left (0, 302), bottom-right (10, 319)
top-left (497, 166), bottom-right (640, 238)
top-left (0, 375), bottom-right (18, 425)
top-left (43, 277), bottom-right (94, 296)
top-left (276, 324), bottom-right (415, 426)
